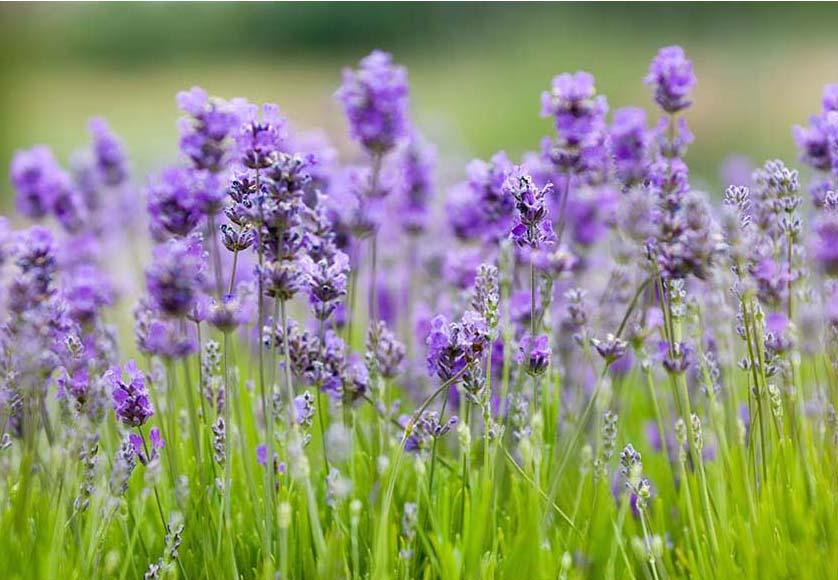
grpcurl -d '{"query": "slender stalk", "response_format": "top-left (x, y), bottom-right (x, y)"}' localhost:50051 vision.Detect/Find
top-left (254, 166), bottom-right (274, 565)
top-left (136, 426), bottom-right (169, 534)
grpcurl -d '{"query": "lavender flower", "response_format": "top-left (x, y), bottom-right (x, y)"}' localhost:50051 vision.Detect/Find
top-left (812, 209), bottom-right (838, 276)
top-left (10, 146), bottom-right (65, 219)
top-left (109, 360), bottom-right (153, 427)
top-left (504, 166), bottom-right (555, 249)
top-left (235, 102), bottom-right (286, 169)
top-left (129, 427), bottom-right (165, 465)
top-left (134, 301), bottom-right (198, 359)
top-left (610, 107), bottom-right (650, 187)
top-left (335, 50), bottom-right (410, 154)
top-left (88, 117), bottom-right (129, 186)
top-left (147, 167), bottom-right (203, 239)
top-left (447, 152), bottom-right (514, 243)
top-left (208, 284), bottom-right (254, 333)
top-left (177, 87), bottom-right (241, 172)
top-left (299, 250), bottom-right (350, 320)
top-left (366, 320), bottom-right (406, 379)
top-left (402, 411), bottom-right (458, 454)
top-left (540, 71), bottom-right (609, 176)
top-left (591, 334), bottom-right (628, 364)
top-left (109, 435), bottom-right (137, 496)
top-left (645, 45), bottom-right (696, 113)
top-left (145, 236), bottom-right (206, 317)
top-left (541, 71), bottom-right (608, 149)
top-left (293, 391), bottom-right (316, 427)
top-left (517, 334), bottom-right (551, 376)
top-left (426, 311), bottom-right (490, 382)
top-left (394, 132), bottom-right (435, 235)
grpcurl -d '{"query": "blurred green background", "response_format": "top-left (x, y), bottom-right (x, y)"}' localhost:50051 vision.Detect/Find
top-left (1, 2), bottom-right (837, 208)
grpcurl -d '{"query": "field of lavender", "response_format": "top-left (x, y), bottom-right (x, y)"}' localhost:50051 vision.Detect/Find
top-left (1, 41), bottom-right (837, 579)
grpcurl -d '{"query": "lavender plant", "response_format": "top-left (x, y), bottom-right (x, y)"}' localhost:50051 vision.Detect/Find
top-left (1, 44), bottom-right (837, 580)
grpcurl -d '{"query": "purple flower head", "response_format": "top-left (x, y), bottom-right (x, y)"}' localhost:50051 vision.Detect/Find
top-left (590, 334), bottom-right (629, 364)
top-left (146, 235), bottom-right (207, 317)
top-left (541, 71), bottom-right (609, 150)
top-left (657, 191), bottom-right (724, 281)
top-left (10, 226), bottom-right (58, 306)
top-left (10, 145), bottom-right (62, 219)
top-left (235, 102), bottom-right (286, 169)
top-left (812, 210), bottom-right (838, 276)
top-left (402, 411), bottom-right (458, 454)
top-left (256, 444), bottom-right (285, 474)
top-left (57, 368), bottom-right (90, 408)
top-left (645, 46), bottom-right (696, 113)
top-left (750, 258), bottom-right (790, 308)
top-left (109, 360), bottom-right (153, 427)
top-left (64, 264), bottom-right (115, 325)
top-left (335, 50), bottom-right (410, 154)
top-left (341, 353), bottom-right (370, 403)
top-left (794, 84), bottom-right (838, 173)
top-left (88, 117), bottom-right (129, 186)
top-left (299, 249), bottom-right (350, 321)
top-left (658, 341), bottom-right (693, 375)
top-left (517, 333), bottom-right (551, 376)
top-left (426, 311), bottom-right (490, 382)
top-left (258, 259), bottom-right (303, 302)
top-left (50, 174), bottom-right (87, 234)
top-left (366, 320), bottom-right (406, 379)
top-left (177, 87), bottom-right (242, 172)
top-left (129, 427), bottom-right (165, 465)
top-left (504, 166), bottom-right (555, 249)
top-left (147, 166), bottom-right (203, 239)
top-left (220, 223), bottom-right (255, 253)
top-left (460, 152), bottom-right (516, 243)
top-left (208, 283), bottom-right (255, 333)
top-left (610, 107), bottom-right (650, 187)
top-left (293, 391), bottom-right (316, 427)
top-left (654, 117), bottom-right (694, 159)
top-left (10, 147), bottom-right (87, 232)
top-left (793, 115), bottom-right (831, 172)
top-left (394, 132), bottom-right (436, 235)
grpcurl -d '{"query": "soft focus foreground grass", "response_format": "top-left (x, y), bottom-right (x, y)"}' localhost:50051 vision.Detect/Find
top-left (3, 346), bottom-right (837, 578)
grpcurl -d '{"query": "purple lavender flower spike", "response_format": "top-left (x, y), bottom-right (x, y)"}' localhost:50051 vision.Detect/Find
top-left (293, 392), bottom-right (316, 427)
top-left (335, 50), bottom-right (410, 154)
top-left (645, 45), bottom-right (696, 113)
top-left (517, 334), bottom-right (551, 376)
top-left (177, 87), bottom-right (242, 172)
top-left (367, 320), bottom-right (406, 379)
top-left (610, 107), bottom-right (650, 188)
top-left (504, 165), bottom-right (555, 250)
top-left (134, 299), bottom-right (198, 359)
top-left (299, 249), bottom-right (350, 321)
top-left (541, 71), bottom-right (608, 149)
top-left (88, 117), bottom-right (129, 186)
top-left (209, 283), bottom-right (255, 333)
top-left (10, 145), bottom-right (62, 219)
top-left (426, 311), bottom-right (490, 382)
top-left (64, 264), bottom-right (115, 325)
top-left (235, 101), bottom-right (286, 169)
top-left (109, 360), bottom-right (153, 427)
top-left (147, 166), bottom-right (203, 239)
top-left (812, 209), bottom-right (838, 276)
top-left (393, 132), bottom-right (436, 235)
top-left (146, 235), bottom-right (207, 318)
top-left (402, 411), bottom-right (458, 454)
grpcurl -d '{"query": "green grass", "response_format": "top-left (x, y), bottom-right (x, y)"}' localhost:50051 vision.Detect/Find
top-left (3, 283), bottom-right (837, 579)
